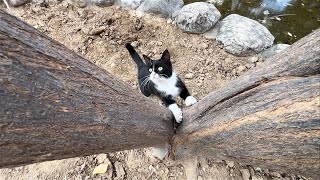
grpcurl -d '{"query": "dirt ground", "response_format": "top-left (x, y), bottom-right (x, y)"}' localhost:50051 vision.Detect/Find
top-left (0, 1), bottom-right (309, 180)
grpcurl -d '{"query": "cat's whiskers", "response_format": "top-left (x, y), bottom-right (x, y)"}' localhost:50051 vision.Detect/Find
top-left (140, 76), bottom-right (150, 91)
top-left (140, 75), bottom-right (150, 81)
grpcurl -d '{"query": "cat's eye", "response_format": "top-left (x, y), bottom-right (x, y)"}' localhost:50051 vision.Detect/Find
top-left (158, 67), bottom-right (163, 71)
top-left (149, 68), bottom-right (152, 72)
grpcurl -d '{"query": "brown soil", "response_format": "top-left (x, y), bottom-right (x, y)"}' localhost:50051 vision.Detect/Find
top-left (0, 1), bottom-right (308, 180)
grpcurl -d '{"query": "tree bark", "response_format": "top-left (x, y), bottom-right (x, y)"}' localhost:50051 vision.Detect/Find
top-left (1, 9), bottom-right (320, 179)
top-left (173, 29), bottom-right (320, 179)
top-left (0, 10), bottom-right (173, 168)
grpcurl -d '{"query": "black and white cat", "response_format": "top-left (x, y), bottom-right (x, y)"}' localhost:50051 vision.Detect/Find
top-left (125, 43), bottom-right (197, 123)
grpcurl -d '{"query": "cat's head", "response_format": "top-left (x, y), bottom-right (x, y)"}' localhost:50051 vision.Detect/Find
top-left (143, 49), bottom-right (173, 81)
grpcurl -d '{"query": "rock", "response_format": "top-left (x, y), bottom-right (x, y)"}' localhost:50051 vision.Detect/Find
top-left (240, 169), bottom-right (251, 180)
top-left (174, 2), bottom-right (221, 34)
top-left (145, 143), bottom-right (170, 160)
top-left (198, 43), bottom-right (209, 49)
top-left (207, 0), bottom-right (224, 6)
top-left (185, 73), bottom-right (194, 79)
top-left (89, 26), bottom-right (106, 35)
top-left (95, 154), bottom-right (107, 164)
top-left (224, 57), bottom-right (232, 64)
top-left (131, 41), bottom-right (140, 47)
top-left (270, 171), bottom-right (282, 178)
top-left (254, 167), bottom-right (262, 172)
top-left (93, 163), bottom-right (109, 175)
top-left (156, 41), bottom-right (163, 46)
top-left (8, 0), bottom-right (30, 7)
top-left (88, 0), bottom-right (114, 7)
top-left (136, 0), bottom-right (184, 18)
top-left (115, 0), bottom-right (143, 10)
top-left (225, 160), bottom-right (234, 168)
top-left (259, 44), bottom-right (290, 60)
top-left (217, 14), bottom-right (274, 56)
top-left (73, 0), bottom-right (87, 8)
top-left (250, 56), bottom-right (259, 63)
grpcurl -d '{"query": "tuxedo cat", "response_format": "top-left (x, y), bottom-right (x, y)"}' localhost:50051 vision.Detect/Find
top-left (125, 43), bottom-right (197, 123)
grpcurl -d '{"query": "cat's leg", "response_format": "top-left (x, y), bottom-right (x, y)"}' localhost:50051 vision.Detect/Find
top-left (161, 96), bottom-right (183, 123)
top-left (180, 87), bottom-right (197, 107)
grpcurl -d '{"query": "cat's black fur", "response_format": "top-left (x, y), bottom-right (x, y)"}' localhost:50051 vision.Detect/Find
top-left (125, 43), bottom-right (192, 107)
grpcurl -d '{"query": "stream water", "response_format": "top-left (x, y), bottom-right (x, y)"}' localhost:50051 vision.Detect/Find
top-left (184, 0), bottom-right (320, 44)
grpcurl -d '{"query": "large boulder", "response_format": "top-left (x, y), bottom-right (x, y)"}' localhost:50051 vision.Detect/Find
top-left (136, 0), bottom-right (184, 18)
top-left (88, 0), bottom-right (115, 7)
top-left (174, 2), bottom-right (221, 34)
top-left (115, 0), bottom-right (143, 10)
top-left (217, 14), bottom-right (274, 56)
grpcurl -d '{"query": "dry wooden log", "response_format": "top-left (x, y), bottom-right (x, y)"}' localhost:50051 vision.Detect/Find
top-left (0, 10), bottom-right (173, 168)
top-left (173, 29), bottom-right (320, 179)
top-left (1, 9), bottom-right (319, 179)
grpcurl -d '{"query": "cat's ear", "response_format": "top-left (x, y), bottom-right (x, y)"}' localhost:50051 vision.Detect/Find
top-left (143, 55), bottom-right (152, 65)
top-left (161, 49), bottom-right (170, 62)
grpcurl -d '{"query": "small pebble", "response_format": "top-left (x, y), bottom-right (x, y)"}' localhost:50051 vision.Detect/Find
top-left (250, 56), bottom-right (259, 63)
top-left (185, 73), bottom-right (194, 79)
top-left (131, 41), bottom-right (140, 47)
top-left (225, 160), bottom-right (235, 168)
top-left (95, 154), bottom-right (107, 164)
top-left (167, 19), bottom-right (173, 24)
top-left (198, 43), bottom-right (209, 49)
top-left (224, 57), bottom-right (232, 64)
top-left (89, 26), bottom-right (106, 35)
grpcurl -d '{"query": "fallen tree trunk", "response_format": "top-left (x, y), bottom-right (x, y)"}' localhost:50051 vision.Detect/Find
top-left (1, 9), bottom-right (319, 179)
top-left (173, 29), bottom-right (320, 179)
top-left (0, 10), bottom-right (173, 168)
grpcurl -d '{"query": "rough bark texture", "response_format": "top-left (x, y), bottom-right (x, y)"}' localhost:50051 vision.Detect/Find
top-left (0, 10), bottom-right (173, 168)
top-left (173, 29), bottom-right (320, 179)
top-left (1, 9), bottom-right (320, 179)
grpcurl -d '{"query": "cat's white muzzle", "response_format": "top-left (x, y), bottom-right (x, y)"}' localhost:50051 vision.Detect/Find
top-left (150, 72), bottom-right (160, 81)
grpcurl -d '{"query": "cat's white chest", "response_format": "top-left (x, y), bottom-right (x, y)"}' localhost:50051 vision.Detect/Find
top-left (153, 73), bottom-right (180, 98)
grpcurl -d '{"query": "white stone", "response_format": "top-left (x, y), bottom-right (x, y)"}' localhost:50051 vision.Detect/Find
top-left (95, 153), bottom-right (107, 164)
top-left (185, 73), bottom-right (194, 79)
top-left (225, 160), bottom-right (235, 168)
top-left (217, 14), bottom-right (274, 56)
top-left (174, 2), bottom-right (221, 34)
top-left (136, 0), bottom-right (184, 18)
top-left (115, 0), bottom-right (142, 10)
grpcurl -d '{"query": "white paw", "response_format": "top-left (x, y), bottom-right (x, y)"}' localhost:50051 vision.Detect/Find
top-left (185, 96), bottom-right (197, 106)
top-left (168, 103), bottom-right (183, 123)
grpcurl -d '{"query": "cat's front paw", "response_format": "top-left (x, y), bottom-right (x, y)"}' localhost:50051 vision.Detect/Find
top-left (185, 96), bottom-right (197, 106)
top-left (168, 103), bottom-right (183, 123)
